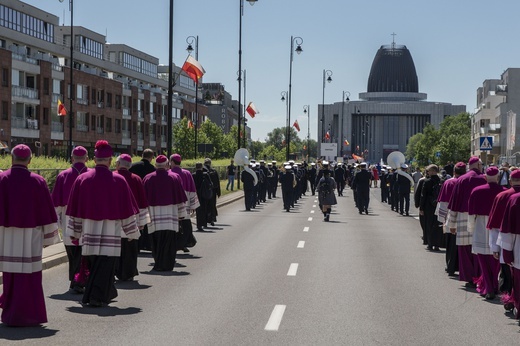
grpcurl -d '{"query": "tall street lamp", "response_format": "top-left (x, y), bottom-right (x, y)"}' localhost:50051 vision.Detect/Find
top-left (59, 0), bottom-right (73, 158)
top-left (186, 35), bottom-right (199, 159)
top-left (303, 105), bottom-right (310, 161)
top-left (167, 0), bottom-right (174, 157)
top-left (340, 91), bottom-right (350, 157)
top-left (321, 69), bottom-right (333, 142)
top-left (236, 0), bottom-right (258, 190)
top-left (280, 91), bottom-right (289, 151)
top-left (287, 36), bottom-right (303, 161)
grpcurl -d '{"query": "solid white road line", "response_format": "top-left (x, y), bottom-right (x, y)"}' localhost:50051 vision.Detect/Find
top-left (287, 263), bottom-right (299, 276)
top-left (310, 210), bottom-right (315, 214)
top-left (308, 217), bottom-right (313, 221)
top-left (297, 241), bottom-right (305, 248)
top-left (265, 305), bottom-right (287, 331)
top-left (303, 227), bottom-right (309, 232)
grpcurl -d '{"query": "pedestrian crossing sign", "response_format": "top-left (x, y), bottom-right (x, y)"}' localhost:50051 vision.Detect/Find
top-left (479, 136), bottom-right (493, 151)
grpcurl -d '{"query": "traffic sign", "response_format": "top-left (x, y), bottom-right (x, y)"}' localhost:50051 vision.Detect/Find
top-left (479, 136), bottom-right (493, 151)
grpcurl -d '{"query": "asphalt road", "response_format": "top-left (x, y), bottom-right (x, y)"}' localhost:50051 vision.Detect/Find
top-left (2, 188), bottom-right (519, 345)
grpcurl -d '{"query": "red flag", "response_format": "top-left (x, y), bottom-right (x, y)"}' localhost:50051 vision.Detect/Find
top-left (303, 145), bottom-right (307, 150)
top-left (324, 131), bottom-right (330, 140)
top-left (344, 139), bottom-right (350, 146)
top-left (57, 99), bottom-right (67, 116)
top-left (352, 154), bottom-right (363, 161)
top-left (246, 102), bottom-right (259, 118)
top-left (240, 131), bottom-right (244, 138)
top-left (293, 119), bottom-right (300, 132)
top-left (182, 55), bottom-right (206, 83)
top-left (187, 120), bottom-right (194, 129)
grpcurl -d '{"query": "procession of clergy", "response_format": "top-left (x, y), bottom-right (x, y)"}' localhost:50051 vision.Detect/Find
top-left (3, 140), bottom-right (520, 329)
top-left (0, 140), bottom-right (210, 326)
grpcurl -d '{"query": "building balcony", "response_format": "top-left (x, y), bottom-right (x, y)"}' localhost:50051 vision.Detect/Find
top-left (96, 127), bottom-right (104, 134)
top-left (123, 108), bottom-right (131, 120)
top-left (137, 110), bottom-right (144, 120)
top-left (150, 113), bottom-right (156, 124)
top-left (149, 134), bottom-right (156, 142)
top-left (161, 115), bottom-right (167, 125)
top-left (97, 102), bottom-right (104, 108)
top-left (12, 85), bottom-right (39, 100)
top-left (137, 132), bottom-right (144, 140)
top-left (11, 52), bottom-right (38, 65)
top-left (11, 117), bottom-right (39, 138)
top-left (122, 130), bottom-right (131, 139)
top-left (51, 121), bottom-right (64, 132)
top-left (76, 98), bottom-right (89, 106)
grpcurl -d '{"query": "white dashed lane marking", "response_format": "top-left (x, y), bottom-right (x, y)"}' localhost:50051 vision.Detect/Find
top-left (297, 241), bottom-right (305, 248)
top-left (303, 227), bottom-right (309, 232)
top-left (308, 217), bottom-right (313, 221)
top-left (265, 305), bottom-right (286, 331)
top-left (287, 263), bottom-right (299, 276)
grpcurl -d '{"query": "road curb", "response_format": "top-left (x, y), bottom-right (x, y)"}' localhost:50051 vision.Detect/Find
top-left (0, 192), bottom-right (244, 285)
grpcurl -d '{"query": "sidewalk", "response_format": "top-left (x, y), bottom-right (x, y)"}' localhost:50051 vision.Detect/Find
top-left (0, 190), bottom-right (243, 285)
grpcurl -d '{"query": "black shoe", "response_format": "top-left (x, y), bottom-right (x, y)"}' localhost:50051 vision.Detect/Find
top-left (359, 210), bottom-right (363, 214)
top-left (211, 222), bottom-right (215, 226)
top-left (196, 228), bottom-right (204, 232)
top-left (465, 282), bottom-right (477, 289)
top-left (365, 209), bottom-right (369, 214)
top-left (89, 299), bottom-right (103, 307)
top-left (426, 246), bottom-right (433, 251)
top-left (447, 272), bottom-right (457, 277)
top-left (504, 302), bottom-right (514, 311)
top-left (485, 293), bottom-right (496, 300)
top-left (183, 247), bottom-right (190, 253)
top-left (406, 212), bottom-right (409, 216)
top-left (433, 247), bottom-right (440, 251)
top-left (286, 208), bottom-right (290, 212)
top-left (246, 208), bottom-right (251, 211)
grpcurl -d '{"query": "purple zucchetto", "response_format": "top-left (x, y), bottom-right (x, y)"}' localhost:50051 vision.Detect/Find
top-left (12, 144), bottom-right (31, 159)
top-left (468, 156), bottom-right (481, 165)
top-left (170, 153), bottom-right (182, 163)
top-left (455, 161), bottom-right (466, 168)
top-left (94, 140), bottom-right (113, 158)
top-left (511, 170), bottom-right (520, 180)
top-left (72, 146), bottom-right (87, 157)
top-left (119, 154), bottom-right (132, 163)
top-left (156, 155), bottom-right (168, 164)
top-left (486, 166), bottom-right (499, 177)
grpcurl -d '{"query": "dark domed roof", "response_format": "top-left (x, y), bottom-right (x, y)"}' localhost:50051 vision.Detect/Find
top-left (367, 45), bottom-right (418, 93)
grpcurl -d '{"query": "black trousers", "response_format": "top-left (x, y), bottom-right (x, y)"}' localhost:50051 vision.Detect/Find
top-left (151, 230), bottom-right (177, 272)
top-left (196, 198), bottom-right (209, 229)
top-left (65, 245), bottom-right (82, 288)
top-left (244, 188), bottom-right (254, 210)
top-left (445, 233), bottom-right (459, 274)
top-left (357, 190), bottom-right (370, 212)
top-left (83, 256), bottom-right (118, 305)
top-left (116, 238), bottom-right (139, 281)
top-left (399, 192), bottom-right (410, 213)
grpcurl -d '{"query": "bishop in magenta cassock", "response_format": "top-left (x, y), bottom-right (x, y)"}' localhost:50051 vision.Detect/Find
top-left (170, 153), bottom-right (200, 252)
top-left (487, 169), bottom-right (520, 310)
top-left (51, 145), bottom-right (90, 293)
top-left (467, 166), bottom-right (505, 299)
top-left (448, 156), bottom-right (487, 287)
top-left (143, 155), bottom-right (187, 272)
top-left (66, 140), bottom-right (140, 307)
top-left (0, 144), bottom-right (60, 326)
top-left (114, 154), bottom-right (150, 281)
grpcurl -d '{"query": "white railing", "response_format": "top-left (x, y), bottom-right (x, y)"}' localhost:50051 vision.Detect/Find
top-left (12, 85), bottom-right (38, 99)
top-left (76, 98), bottom-right (89, 105)
top-left (123, 108), bottom-right (131, 116)
top-left (137, 110), bottom-right (144, 119)
top-left (96, 127), bottom-right (104, 134)
top-left (11, 52), bottom-right (38, 65)
top-left (51, 121), bottom-right (64, 132)
top-left (150, 113), bottom-right (156, 123)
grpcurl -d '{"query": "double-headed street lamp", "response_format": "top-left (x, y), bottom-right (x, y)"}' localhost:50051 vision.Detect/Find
top-left (321, 69), bottom-right (333, 141)
top-left (303, 105), bottom-right (310, 160)
top-left (186, 35), bottom-right (199, 159)
top-left (340, 91), bottom-right (350, 156)
top-left (287, 36), bottom-right (303, 161)
top-left (59, 0), bottom-right (74, 158)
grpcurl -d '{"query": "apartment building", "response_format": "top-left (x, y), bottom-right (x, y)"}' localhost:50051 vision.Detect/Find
top-left (0, 0), bottom-right (207, 157)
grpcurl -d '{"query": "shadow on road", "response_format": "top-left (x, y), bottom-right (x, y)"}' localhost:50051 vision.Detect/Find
top-left (48, 291), bottom-right (83, 301)
top-left (115, 281), bottom-right (152, 290)
top-left (0, 325), bottom-right (58, 340)
top-left (140, 270), bottom-right (190, 276)
top-left (67, 305), bottom-right (142, 317)
top-left (176, 254), bottom-right (202, 259)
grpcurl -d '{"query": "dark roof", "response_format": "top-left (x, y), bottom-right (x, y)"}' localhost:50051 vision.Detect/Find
top-left (367, 45), bottom-right (418, 93)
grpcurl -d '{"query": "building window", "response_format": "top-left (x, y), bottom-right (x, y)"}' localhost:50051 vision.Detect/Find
top-left (43, 107), bottom-right (49, 125)
top-left (91, 115), bottom-right (96, 131)
top-left (43, 78), bottom-right (49, 95)
top-left (1, 101), bottom-right (8, 120)
top-left (106, 117), bottom-right (112, 132)
top-left (2, 68), bottom-right (8, 87)
top-left (115, 94), bottom-right (121, 109)
top-left (107, 93), bottom-right (112, 108)
top-left (115, 119), bottom-right (121, 133)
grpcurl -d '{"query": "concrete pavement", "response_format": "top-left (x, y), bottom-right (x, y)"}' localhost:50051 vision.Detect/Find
top-left (0, 190), bottom-right (243, 285)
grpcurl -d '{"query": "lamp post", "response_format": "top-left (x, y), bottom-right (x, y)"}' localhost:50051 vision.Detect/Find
top-left (186, 35), bottom-right (199, 159)
top-left (321, 69), bottom-right (333, 142)
top-left (287, 36), bottom-right (303, 161)
top-left (167, 0), bottom-right (174, 157)
top-left (340, 91), bottom-right (350, 156)
top-left (236, 0), bottom-right (258, 190)
top-left (59, 0), bottom-right (73, 158)
top-left (303, 105), bottom-right (310, 160)
top-left (242, 69), bottom-right (247, 149)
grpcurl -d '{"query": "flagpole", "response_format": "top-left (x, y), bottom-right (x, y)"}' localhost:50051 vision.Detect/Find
top-left (287, 36), bottom-right (303, 161)
top-left (341, 91), bottom-right (350, 157)
top-left (167, 0), bottom-right (174, 157)
top-left (303, 105), bottom-right (310, 161)
top-left (186, 35), bottom-right (199, 159)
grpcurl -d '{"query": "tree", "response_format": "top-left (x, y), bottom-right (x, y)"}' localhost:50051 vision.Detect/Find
top-left (173, 118), bottom-right (195, 159)
top-left (200, 120), bottom-right (225, 159)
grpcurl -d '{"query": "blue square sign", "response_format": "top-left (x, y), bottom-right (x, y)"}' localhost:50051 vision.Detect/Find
top-left (479, 136), bottom-right (493, 151)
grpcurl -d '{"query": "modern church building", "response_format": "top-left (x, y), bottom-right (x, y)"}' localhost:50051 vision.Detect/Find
top-left (319, 43), bottom-right (465, 162)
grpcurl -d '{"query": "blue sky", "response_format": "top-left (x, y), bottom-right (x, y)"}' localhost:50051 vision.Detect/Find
top-left (22, 0), bottom-right (520, 142)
